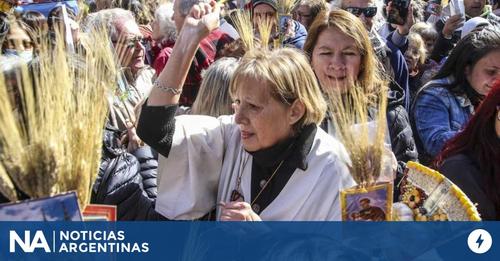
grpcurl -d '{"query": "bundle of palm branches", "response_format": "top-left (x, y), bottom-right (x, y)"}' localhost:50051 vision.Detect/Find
top-left (229, 9), bottom-right (274, 51)
top-left (324, 81), bottom-right (388, 188)
top-left (230, 10), bottom-right (255, 51)
top-left (0, 26), bottom-right (116, 206)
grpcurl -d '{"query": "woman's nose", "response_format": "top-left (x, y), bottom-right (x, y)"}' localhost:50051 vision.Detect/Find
top-left (329, 54), bottom-right (346, 71)
top-left (233, 104), bottom-right (246, 125)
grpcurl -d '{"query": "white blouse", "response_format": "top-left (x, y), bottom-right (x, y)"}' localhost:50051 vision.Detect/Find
top-left (155, 115), bottom-right (356, 221)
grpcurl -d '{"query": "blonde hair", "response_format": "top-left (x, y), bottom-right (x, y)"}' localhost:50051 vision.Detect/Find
top-left (304, 10), bottom-right (386, 102)
top-left (191, 57), bottom-right (238, 117)
top-left (230, 48), bottom-right (327, 130)
top-left (408, 33), bottom-right (427, 65)
top-left (410, 22), bottom-right (438, 42)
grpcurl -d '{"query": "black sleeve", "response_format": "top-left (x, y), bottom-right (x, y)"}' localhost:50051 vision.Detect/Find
top-left (387, 105), bottom-right (418, 200)
top-left (429, 19), bottom-right (456, 63)
top-left (136, 101), bottom-right (178, 158)
top-left (430, 34), bottom-right (454, 63)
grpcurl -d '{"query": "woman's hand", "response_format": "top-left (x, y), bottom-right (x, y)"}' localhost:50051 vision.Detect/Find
top-left (146, 0), bottom-right (220, 107)
top-left (442, 15), bottom-right (464, 38)
top-left (182, 0), bottom-right (220, 40)
top-left (219, 201), bottom-right (262, 221)
top-left (121, 121), bottom-right (144, 152)
top-left (392, 2), bottom-right (415, 36)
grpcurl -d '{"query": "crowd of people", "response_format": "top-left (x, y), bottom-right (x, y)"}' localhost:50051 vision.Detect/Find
top-left (0, 0), bottom-right (499, 220)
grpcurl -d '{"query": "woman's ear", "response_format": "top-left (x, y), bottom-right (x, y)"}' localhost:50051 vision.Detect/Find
top-left (288, 99), bottom-right (305, 125)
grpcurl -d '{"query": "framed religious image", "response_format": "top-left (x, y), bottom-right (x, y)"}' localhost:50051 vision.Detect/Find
top-left (340, 183), bottom-right (393, 221)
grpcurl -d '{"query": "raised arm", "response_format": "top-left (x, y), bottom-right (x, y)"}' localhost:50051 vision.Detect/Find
top-left (137, 1), bottom-right (221, 156)
top-left (147, 1), bottom-right (220, 106)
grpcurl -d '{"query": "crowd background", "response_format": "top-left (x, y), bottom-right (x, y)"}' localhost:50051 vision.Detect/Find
top-left (0, 0), bottom-right (499, 220)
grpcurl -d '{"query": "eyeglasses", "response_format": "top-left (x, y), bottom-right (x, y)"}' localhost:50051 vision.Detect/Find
top-left (113, 35), bottom-right (143, 49)
top-left (345, 6), bottom-right (378, 18)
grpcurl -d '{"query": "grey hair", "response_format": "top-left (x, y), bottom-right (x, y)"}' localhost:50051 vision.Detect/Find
top-left (154, 2), bottom-right (177, 42)
top-left (82, 8), bottom-right (135, 41)
top-left (190, 57), bottom-right (239, 117)
top-left (329, 0), bottom-right (386, 32)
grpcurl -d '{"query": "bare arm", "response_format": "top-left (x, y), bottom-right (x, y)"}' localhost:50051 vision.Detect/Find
top-left (147, 1), bottom-right (220, 106)
top-left (137, 1), bottom-right (220, 156)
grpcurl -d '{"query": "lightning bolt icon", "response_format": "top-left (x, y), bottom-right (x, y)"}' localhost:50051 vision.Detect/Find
top-left (476, 234), bottom-right (484, 249)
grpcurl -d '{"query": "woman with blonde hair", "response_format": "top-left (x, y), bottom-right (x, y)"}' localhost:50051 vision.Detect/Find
top-left (410, 22), bottom-right (438, 56)
top-left (304, 10), bottom-right (417, 194)
top-left (137, 1), bottom-right (355, 221)
top-left (404, 33), bottom-right (429, 102)
top-left (189, 57), bottom-right (237, 117)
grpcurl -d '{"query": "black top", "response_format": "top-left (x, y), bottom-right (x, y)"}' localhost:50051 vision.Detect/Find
top-left (137, 103), bottom-right (178, 157)
top-left (137, 102), bottom-right (317, 215)
top-left (439, 153), bottom-right (498, 220)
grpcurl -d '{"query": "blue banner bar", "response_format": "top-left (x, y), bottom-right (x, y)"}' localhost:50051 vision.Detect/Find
top-left (0, 222), bottom-right (498, 260)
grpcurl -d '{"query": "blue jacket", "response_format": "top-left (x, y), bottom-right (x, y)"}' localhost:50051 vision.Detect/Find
top-left (387, 40), bottom-right (410, 111)
top-left (370, 31), bottom-right (410, 111)
top-left (283, 20), bottom-right (307, 49)
top-left (411, 77), bottom-right (474, 164)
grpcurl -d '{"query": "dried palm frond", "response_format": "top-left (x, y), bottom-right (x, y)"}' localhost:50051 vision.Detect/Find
top-left (0, 25), bottom-right (116, 206)
top-left (324, 79), bottom-right (388, 188)
top-left (0, 150), bottom-right (17, 201)
top-left (257, 16), bottom-right (274, 50)
top-left (229, 10), bottom-right (254, 52)
top-left (277, 0), bottom-right (297, 15)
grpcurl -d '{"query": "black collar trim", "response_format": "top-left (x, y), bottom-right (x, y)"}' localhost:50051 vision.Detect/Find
top-left (248, 124), bottom-right (316, 171)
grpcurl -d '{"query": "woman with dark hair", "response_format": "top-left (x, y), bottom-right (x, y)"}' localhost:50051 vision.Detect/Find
top-left (412, 25), bottom-right (500, 165)
top-left (434, 82), bottom-right (500, 220)
top-left (1, 18), bottom-right (36, 62)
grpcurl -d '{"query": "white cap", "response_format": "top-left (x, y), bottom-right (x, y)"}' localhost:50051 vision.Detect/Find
top-left (461, 17), bottom-right (490, 39)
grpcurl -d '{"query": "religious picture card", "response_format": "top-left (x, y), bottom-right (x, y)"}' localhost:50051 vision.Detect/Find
top-left (340, 183), bottom-right (393, 221)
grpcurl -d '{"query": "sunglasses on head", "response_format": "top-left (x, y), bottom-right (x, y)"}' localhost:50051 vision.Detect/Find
top-left (345, 6), bottom-right (378, 18)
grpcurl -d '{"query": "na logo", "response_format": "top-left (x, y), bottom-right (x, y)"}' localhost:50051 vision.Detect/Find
top-left (9, 230), bottom-right (51, 253)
